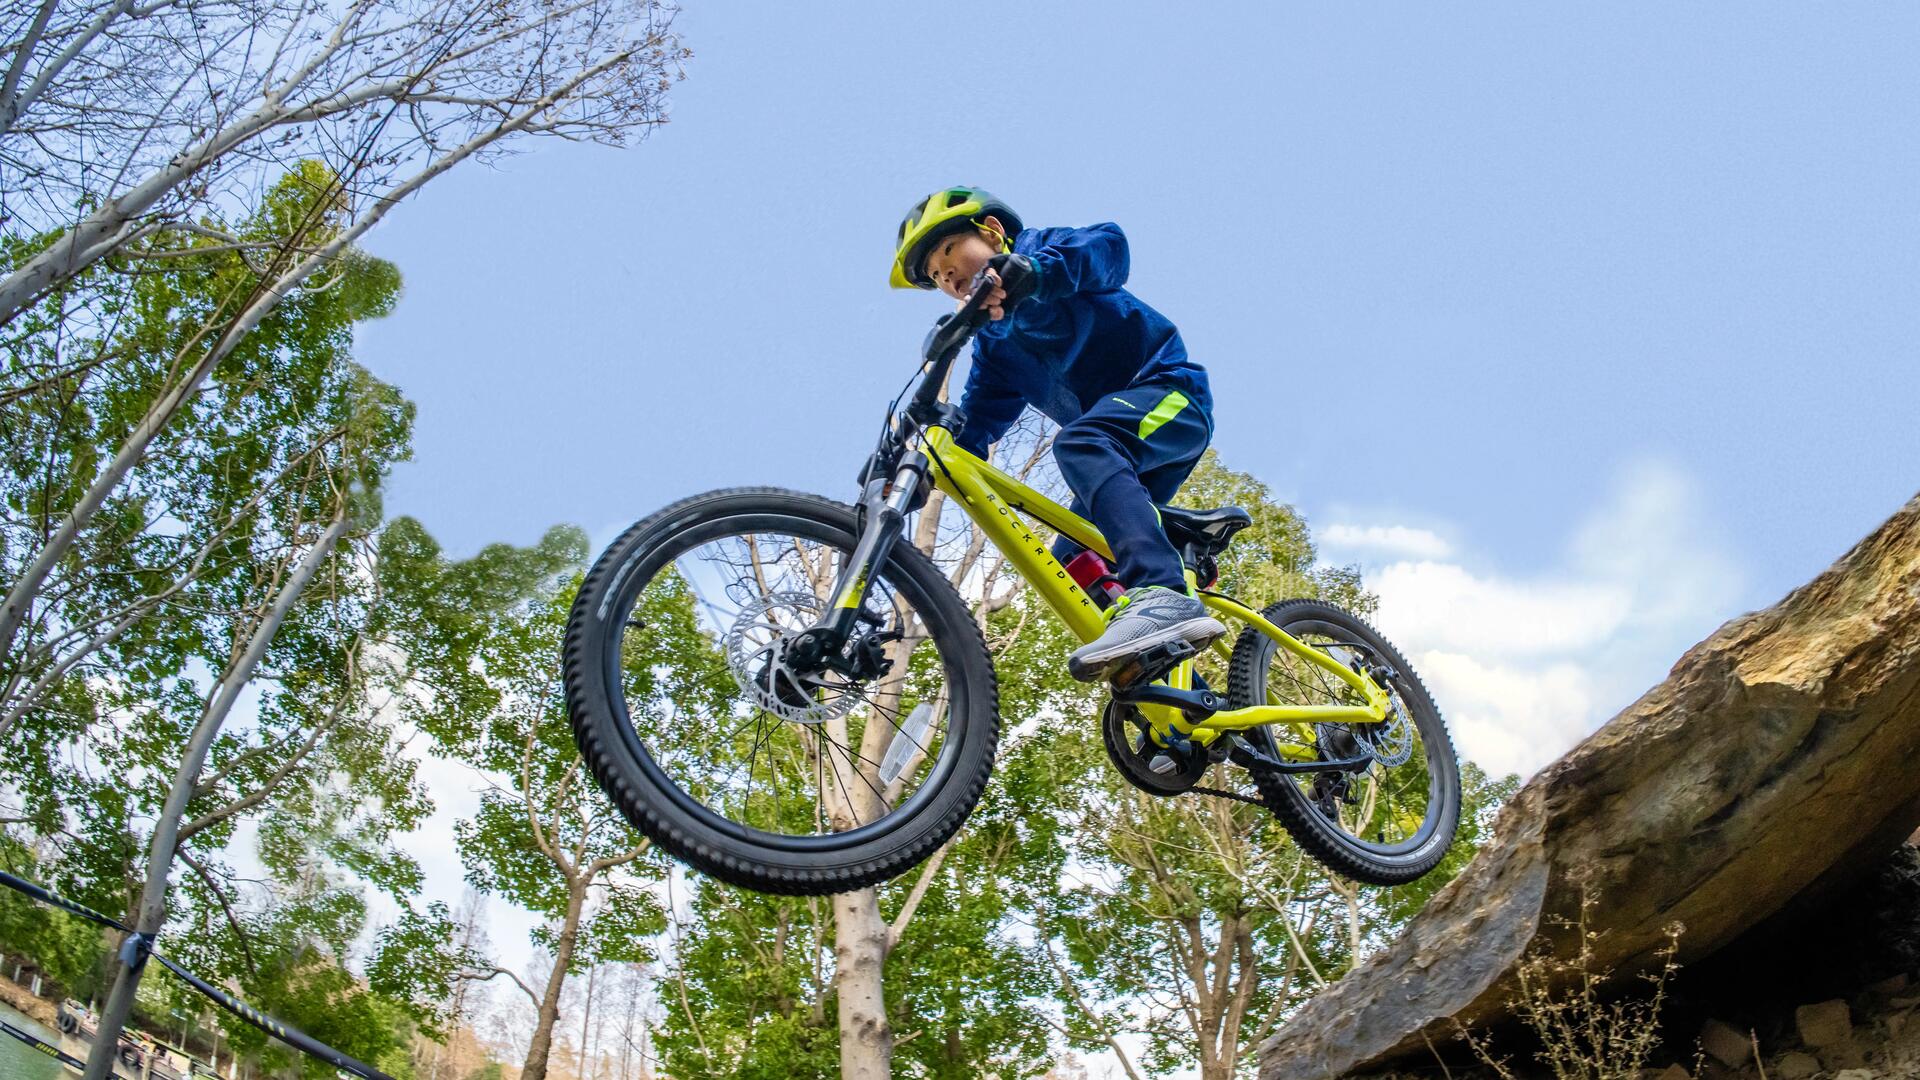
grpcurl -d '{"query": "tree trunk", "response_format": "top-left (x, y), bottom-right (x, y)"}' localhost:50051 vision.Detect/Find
top-left (522, 879), bottom-right (587, 1080)
top-left (618, 975), bottom-right (637, 1080)
top-left (578, 961), bottom-right (597, 1079)
top-left (833, 888), bottom-right (892, 1080)
top-left (80, 512), bottom-right (347, 1080)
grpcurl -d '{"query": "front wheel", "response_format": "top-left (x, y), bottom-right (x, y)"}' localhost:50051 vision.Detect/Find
top-left (563, 487), bottom-right (999, 895)
top-left (1226, 599), bottom-right (1460, 885)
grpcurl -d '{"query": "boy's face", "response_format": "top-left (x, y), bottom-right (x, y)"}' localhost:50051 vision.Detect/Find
top-left (922, 216), bottom-right (1006, 301)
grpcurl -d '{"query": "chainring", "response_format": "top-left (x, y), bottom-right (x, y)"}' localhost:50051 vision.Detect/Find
top-left (1101, 700), bottom-right (1208, 796)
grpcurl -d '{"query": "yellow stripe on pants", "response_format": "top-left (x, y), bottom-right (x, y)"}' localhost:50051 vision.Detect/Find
top-left (1137, 389), bottom-right (1190, 440)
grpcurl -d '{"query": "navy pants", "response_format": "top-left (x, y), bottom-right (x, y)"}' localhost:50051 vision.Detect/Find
top-left (1050, 384), bottom-right (1212, 591)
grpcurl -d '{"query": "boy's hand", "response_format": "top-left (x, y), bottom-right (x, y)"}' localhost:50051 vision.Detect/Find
top-left (960, 254), bottom-right (1037, 321)
top-left (961, 268), bottom-right (1010, 321)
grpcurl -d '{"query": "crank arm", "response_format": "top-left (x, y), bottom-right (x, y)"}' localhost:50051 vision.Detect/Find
top-left (1111, 680), bottom-right (1224, 718)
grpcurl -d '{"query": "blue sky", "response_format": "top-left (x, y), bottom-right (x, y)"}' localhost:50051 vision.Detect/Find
top-left (353, 1), bottom-right (1918, 1050)
top-left (358, 3), bottom-right (1917, 592)
top-left (356, 0), bottom-right (1917, 767)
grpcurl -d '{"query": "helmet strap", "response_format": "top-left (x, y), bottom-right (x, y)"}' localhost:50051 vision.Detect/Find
top-left (974, 219), bottom-right (1012, 254)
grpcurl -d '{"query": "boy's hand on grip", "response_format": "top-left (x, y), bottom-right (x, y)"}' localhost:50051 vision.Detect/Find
top-left (987, 253), bottom-right (1038, 309)
top-left (962, 255), bottom-right (1036, 322)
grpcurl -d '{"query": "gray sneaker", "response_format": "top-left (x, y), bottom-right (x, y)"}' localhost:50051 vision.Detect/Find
top-left (1068, 586), bottom-right (1227, 683)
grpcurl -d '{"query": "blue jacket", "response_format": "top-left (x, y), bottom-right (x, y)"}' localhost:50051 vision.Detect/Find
top-left (953, 222), bottom-right (1211, 457)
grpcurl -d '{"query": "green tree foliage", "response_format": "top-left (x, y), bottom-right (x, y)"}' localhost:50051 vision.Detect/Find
top-left (0, 836), bottom-right (105, 1000)
top-left (387, 528), bottom-right (672, 1080)
top-left (1, 160), bottom-right (408, 736)
top-left (654, 707), bottom-right (1067, 1079)
top-left (0, 163), bottom-right (555, 1078)
top-left (162, 844), bottom-right (419, 1078)
top-left (656, 751), bottom-right (1062, 1080)
top-left (654, 884), bottom-right (839, 1078)
top-left (2, 162), bottom-right (415, 846)
top-left (880, 726), bottom-right (1061, 1077)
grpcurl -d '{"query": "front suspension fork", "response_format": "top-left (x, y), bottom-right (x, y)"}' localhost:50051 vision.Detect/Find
top-left (790, 455), bottom-right (927, 666)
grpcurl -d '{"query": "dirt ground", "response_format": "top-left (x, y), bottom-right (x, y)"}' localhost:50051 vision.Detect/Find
top-left (0, 975), bottom-right (57, 1026)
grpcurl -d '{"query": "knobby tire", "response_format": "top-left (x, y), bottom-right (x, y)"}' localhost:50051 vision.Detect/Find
top-left (563, 487), bottom-right (999, 896)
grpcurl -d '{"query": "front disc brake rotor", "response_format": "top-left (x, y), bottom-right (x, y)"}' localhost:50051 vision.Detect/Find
top-left (723, 591), bottom-right (859, 725)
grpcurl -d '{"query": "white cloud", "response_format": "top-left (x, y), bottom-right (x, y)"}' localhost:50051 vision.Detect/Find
top-left (1333, 460), bottom-right (1744, 780)
top-left (1368, 562), bottom-right (1630, 656)
top-left (1410, 651), bottom-right (1596, 779)
top-left (1320, 522), bottom-right (1454, 560)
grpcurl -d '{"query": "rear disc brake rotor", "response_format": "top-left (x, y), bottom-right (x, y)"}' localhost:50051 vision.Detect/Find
top-left (1315, 644), bottom-right (1416, 769)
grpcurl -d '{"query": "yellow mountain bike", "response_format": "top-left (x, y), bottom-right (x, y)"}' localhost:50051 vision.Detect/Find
top-left (564, 285), bottom-right (1460, 896)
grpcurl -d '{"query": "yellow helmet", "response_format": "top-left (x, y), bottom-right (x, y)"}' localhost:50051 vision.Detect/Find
top-left (889, 186), bottom-right (1023, 289)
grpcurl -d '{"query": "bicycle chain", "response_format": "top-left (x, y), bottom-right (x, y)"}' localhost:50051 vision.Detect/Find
top-left (1189, 784), bottom-right (1270, 808)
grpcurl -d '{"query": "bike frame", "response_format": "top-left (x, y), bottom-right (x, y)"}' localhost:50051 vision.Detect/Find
top-left (843, 422), bottom-right (1392, 760)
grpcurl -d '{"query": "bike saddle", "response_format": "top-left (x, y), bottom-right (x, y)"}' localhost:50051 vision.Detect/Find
top-left (1158, 505), bottom-right (1253, 554)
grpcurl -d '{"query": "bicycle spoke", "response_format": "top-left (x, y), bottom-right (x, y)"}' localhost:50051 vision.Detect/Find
top-left (817, 735), bottom-right (869, 827)
top-left (852, 687), bottom-right (934, 759)
top-left (716, 708), bottom-right (770, 748)
top-left (1256, 628), bottom-right (1434, 848)
top-left (743, 714), bottom-right (768, 818)
top-left (816, 722), bottom-right (892, 777)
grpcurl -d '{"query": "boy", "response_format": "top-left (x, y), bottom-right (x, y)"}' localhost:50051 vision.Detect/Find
top-left (890, 186), bottom-right (1226, 682)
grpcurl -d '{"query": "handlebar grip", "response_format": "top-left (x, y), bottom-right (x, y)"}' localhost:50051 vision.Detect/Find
top-left (960, 267), bottom-right (999, 319)
top-left (922, 271), bottom-right (998, 364)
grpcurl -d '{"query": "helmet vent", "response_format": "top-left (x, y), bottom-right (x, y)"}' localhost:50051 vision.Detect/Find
top-left (945, 191), bottom-right (969, 208)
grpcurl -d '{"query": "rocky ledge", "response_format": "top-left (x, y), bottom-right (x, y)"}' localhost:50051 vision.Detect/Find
top-left (1260, 493), bottom-right (1920, 1080)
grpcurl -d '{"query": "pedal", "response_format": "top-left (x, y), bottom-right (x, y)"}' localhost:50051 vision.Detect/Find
top-left (1108, 638), bottom-right (1198, 690)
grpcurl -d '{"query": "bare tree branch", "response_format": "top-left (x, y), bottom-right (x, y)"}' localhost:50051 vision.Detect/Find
top-left (175, 637), bottom-right (361, 843)
top-left (884, 835), bottom-right (954, 952)
top-left (1041, 933), bottom-right (1148, 1080)
top-left (458, 964), bottom-right (540, 1007)
top-left (175, 847), bottom-right (257, 975)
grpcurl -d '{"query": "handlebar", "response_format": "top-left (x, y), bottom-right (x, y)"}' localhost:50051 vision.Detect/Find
top-left (907, 270), bottom-right (998, 421)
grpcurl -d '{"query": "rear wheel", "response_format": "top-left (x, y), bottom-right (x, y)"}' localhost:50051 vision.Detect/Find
top-left (563, 487), bottom-right (999, 895)
top-left (1226, 599), bottom-right (1459, 885)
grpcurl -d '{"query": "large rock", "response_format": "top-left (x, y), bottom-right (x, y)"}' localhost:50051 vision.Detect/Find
top-left (1261, 493), bottom-right (1920, 1080)
top-left (1796, 1000), bottom-right (1853, 1048)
